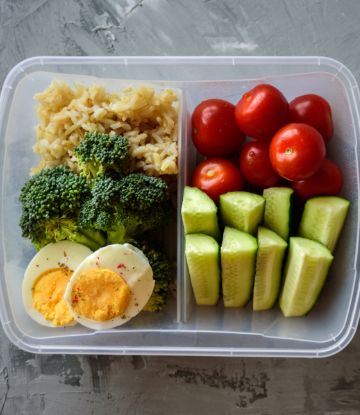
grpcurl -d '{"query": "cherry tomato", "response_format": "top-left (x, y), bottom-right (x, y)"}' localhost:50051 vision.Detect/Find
top-left (291, 158), bottom-right (343, 203)
top-left (191, 158), bottom-right (244, 205)
top-left (191, 99), bottom-right (246, 157)
top-left (289, 94), bottom-right (333, 144)
top-left (234, 84), bottom-right (289, 140)
top-left (269, 123), bottom-right (326, 181)
top-left (239, 141), bottom-right (282, 189)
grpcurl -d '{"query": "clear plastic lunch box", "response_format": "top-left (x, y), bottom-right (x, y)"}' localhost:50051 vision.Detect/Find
top-left (0, 56), bottom-right (359, 357)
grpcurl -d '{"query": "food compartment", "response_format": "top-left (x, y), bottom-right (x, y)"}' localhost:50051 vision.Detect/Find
top-left (179, 71), bottom-right (359, 346)
top-left (1, 71), bottom-right (181, 344)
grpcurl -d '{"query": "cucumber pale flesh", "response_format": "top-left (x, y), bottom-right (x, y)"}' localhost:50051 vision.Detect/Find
top-left (219, 191), bottom-right (265, 236)
top-left (253, 226), bottom-right (288, 311)
top-left (279, 237), bottom-right (333, 317)
top-left (298, 196), bottom-right (350, 253)
top-left (185, 233), bottom-right (221, 306)
top-left (182, 186), bottom-right (221, 242)
top-left (263, 187), bottom-right (293, 241)
top-left (221, 227), bottom-right (258, 307)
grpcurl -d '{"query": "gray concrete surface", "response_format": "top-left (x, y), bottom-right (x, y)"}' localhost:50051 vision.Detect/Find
top-left (1, 0), bottom-right (360, 414)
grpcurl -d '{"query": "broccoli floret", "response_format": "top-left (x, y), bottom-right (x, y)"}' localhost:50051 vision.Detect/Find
top-left (73, 132), bottom-right (129, 180)
top-left (108, 173), bottom-right (173, 244)
top-left (77, 197), bottom-right (114, 232)
top-left (78, 173), bottom-right (173, 245)
top-left (132, 237), bottom-right (175, 312)
top-left (19, 166), bottom-right (106, 251)
top-left (77, 175), bottom-right (121, 232)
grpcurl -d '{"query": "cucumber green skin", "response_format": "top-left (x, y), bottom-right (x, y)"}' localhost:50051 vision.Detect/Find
top-left (181, 186), bottom-right (221, 243)
top-left (219, 192), bottom-right (265, 236)
top-left (221, 227), bottom-right (258, 307)
top-left (279, 237), bottom-right (333, 317)
top-left (272, 244), bottom-right (289, 308)
top-left (253, 226), bottom-right (288, 311)
top-left (263, 187), bottom-right (294, 241)
top-left (185, 233), bottom-right (221, 306)
top-left (298, 196), bottom-right (350, 253)
top-left (302, 282), bottom-right (327, 316)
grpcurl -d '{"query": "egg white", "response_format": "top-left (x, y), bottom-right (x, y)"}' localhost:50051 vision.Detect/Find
top-left (64, 244), bottom-right (155, 330)
top-left (23, 241), bottom-right (93, 328)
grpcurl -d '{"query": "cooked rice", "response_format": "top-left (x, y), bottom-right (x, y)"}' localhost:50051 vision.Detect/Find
top-left (31, 80), bottom-right (179, 177)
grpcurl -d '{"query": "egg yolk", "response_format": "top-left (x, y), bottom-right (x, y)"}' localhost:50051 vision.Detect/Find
top-left (32, 268), bottom-right (75, 326)
top-left (70, 268), bottom-right (131, 321)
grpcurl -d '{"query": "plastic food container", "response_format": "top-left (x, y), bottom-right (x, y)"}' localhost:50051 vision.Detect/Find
top-left (0, 56), bottom-right (359, 357)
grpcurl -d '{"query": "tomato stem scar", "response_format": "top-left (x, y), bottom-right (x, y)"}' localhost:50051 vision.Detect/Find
top-left (285, 148), bottom-right (293, 155)
top-left (207, 170), bottom-right (215, 177)
top-left (247, 96), bottom-right (252, 102)
top-left (194, 127), bottom-right (198, 134)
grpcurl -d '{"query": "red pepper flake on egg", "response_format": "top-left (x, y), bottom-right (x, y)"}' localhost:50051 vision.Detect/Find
top-left (117, 263), bottom-right (126, 269)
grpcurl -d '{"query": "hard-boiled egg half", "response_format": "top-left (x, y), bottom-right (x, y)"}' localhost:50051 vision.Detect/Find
top-left (23, 241), bottom-right (93, 327)
top-left (64, 244), bottom-right (155, 330)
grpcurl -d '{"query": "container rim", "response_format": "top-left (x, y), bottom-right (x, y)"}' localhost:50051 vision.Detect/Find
top-left (0, 55), bottom-right (359, 358)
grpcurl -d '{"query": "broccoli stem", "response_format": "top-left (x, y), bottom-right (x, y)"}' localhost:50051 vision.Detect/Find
top-left (75, 228), bottom-right (107, 251)
top-left (106, 221), bottom-right (149, 245)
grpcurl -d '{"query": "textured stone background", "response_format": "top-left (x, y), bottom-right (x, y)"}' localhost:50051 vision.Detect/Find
top-left (1, 0), bottom-right (360, 414)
